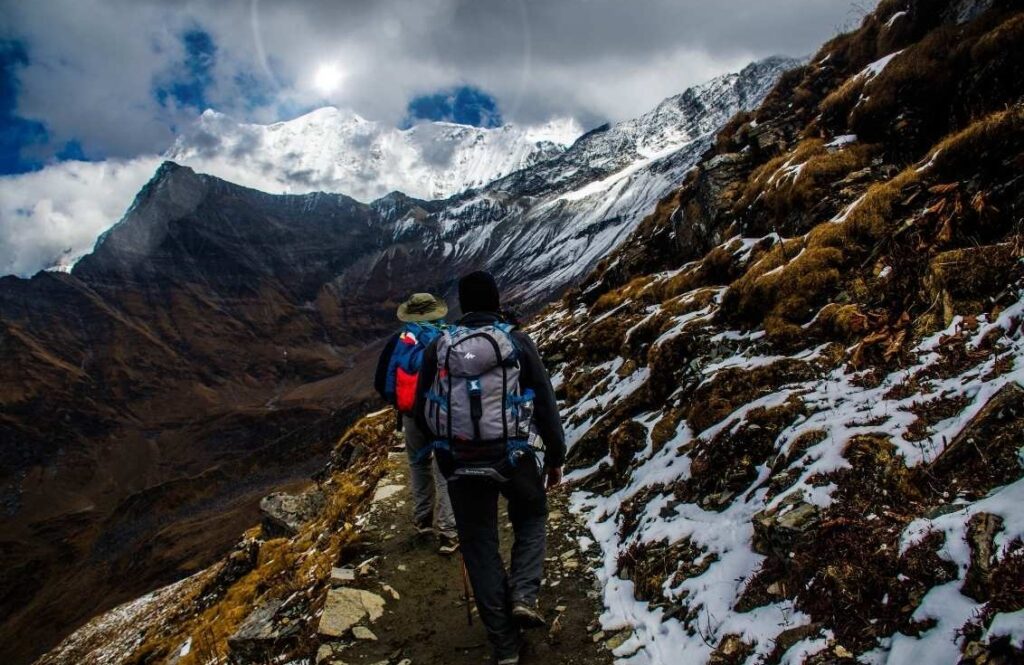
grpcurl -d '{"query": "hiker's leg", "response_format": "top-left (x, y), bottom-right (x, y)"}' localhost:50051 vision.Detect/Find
top-left (448, 476), bottom-right (519, 659)
top-left (431, 457), bottom-right (457, 537)
top-left (402, 414), bottom-right (435, 529)
top-left (502, 452), bottom-right (548, 607)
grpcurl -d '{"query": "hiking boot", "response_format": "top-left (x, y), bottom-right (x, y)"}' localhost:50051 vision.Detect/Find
top-left (495, 634), bottom-right (524, 664)
top-left (413, 519), bottom-right (434, 536)
top-left (438, 533), bottom-right (460, 555)
top-left (511, 601), bottom-right (546, 628)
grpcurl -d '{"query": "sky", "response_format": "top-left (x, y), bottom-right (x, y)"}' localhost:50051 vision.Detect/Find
top-left (0, 0), bottom-right (877, 276)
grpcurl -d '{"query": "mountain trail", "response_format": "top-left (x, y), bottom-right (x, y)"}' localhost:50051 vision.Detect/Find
top-left (329, 448), bottom-right (613, 665)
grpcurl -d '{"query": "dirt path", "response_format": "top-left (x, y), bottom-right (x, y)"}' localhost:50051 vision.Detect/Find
top-left (330, 451), bottom-right (614, 665)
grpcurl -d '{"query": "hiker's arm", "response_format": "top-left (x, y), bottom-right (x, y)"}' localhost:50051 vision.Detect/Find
top-left (514, 331), bottom-right (566, 468)
top-left (373, 334), bottom-right (399, 401)
top-left (413, 338), bottom-right (439, 437)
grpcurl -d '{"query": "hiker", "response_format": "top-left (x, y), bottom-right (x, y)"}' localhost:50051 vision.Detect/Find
top-left (374, 293), bottom-right (459, 555)
top-left (414, 270), bottom-right (565, 665)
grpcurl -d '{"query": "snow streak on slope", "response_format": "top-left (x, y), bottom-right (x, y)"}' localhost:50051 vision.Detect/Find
top-left (534, 285), bottom-right (1024, 664)
top-left (166, 108), bottom-right (582, 202)
top-left (413, 56), bottom-right (801, 306)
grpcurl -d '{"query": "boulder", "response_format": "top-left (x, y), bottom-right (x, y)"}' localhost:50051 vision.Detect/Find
top-left (260, 488), bottom-right (326, 538)
top-left (317, 588), bottom-right (386, 638)
top-left (227, 598), bottom-right (300, 664)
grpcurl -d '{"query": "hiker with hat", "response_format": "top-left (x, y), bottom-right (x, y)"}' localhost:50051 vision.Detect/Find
top-left (413, 271), bottom-right (566, 665)
top-left (374, 293), bottom-right (459, 555)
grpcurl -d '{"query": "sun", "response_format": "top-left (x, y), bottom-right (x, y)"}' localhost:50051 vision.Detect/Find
top-left (312, 63), bottom-right (343, 95)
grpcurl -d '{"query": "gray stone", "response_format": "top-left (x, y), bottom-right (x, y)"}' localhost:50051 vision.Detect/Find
top-left (227, 598), bottom-right (301, 663)
top-left (330, 566), bottom-right (357, 585)
top-left (752, 493), bottom-right (820, 557)
top-left (260, 488), bottom-right (326, 538)
top-left (315, 644), bottom-right (335, 664)
top-left (317, 588), bottom-right (386, 637)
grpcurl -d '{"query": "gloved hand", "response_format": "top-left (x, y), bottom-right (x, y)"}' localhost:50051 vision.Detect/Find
top-left (545, 465), bottom-right (563, 490)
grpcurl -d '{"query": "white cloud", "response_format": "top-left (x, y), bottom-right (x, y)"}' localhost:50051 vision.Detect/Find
top-left (0, 157), bottom-right (161, 276)
top-left (3, 0), bottom-right (877, 158)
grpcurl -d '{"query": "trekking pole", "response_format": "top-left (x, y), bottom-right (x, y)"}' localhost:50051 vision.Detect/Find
top-left (460, 553), bottom-right (474, 626)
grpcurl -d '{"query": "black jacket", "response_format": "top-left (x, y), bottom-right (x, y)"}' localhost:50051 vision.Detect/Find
top-left (373, 332), bottom-right (400, 402)
top-left (413, 312), bottom-right (566, 468)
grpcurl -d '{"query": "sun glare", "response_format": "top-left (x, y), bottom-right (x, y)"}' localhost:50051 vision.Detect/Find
top-left (312, 63), bottom-right (343, 95)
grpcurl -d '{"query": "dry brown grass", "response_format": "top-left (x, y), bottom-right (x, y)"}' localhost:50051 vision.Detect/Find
top-left (722, 161), bottom-right (920, 342)
top-left (129, 410), bottom-right (394, 665)
top-left (590, 275), bottom-right (654, 315)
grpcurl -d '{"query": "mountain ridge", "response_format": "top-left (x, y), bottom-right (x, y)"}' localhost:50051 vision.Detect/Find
top-left (0, 57), bottom-right (797, 665)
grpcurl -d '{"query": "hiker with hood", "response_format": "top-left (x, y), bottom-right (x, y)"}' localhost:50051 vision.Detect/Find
top-left (414, 271), bottom-right (565, 665)
top-left (374, 293), bottom-right (459, 555)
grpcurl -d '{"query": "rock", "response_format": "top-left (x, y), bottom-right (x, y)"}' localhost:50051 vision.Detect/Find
top-left (764, 623), bottom-right (823, 663)
top-left (606, 629), bottom-right (632, 650)
top-left (330, 567), bottom-right (357, 585)
top-left (372, 484), bottom-right (403, 503)
top-left (592, 631), bottom-right (606, 643)
top-left (752, 494), bottom-right (820, 557)
top-left (381, 583), bottom-right (401, 600)
top-left (563, 559), bottom-right (580, 569)
top-left (931, 382), bottom-right (1024, 475)
top-left (227, 598), bottom-right (301, 663)
top-left (317, 588), bottom-right (386, 637)
top-left (962, 512), bottom-right (1004, 601)
top-left (260, 488), bottom-right (326, 538)
top-left (315, 643), bottom-right (341, 664)
top-left (352, 626), bottom-right (378, 641)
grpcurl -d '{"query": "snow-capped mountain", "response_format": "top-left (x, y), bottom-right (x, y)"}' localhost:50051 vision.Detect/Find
top-left (165, 107), bottom-right (582, 202)
top-left (376, 55), bottom-right (802, 305)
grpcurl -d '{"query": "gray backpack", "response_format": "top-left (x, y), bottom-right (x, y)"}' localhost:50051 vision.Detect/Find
top-left (425, 323), bottom-right (535, 462)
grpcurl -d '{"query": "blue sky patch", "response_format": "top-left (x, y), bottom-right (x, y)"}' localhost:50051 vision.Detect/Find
top-left (0, 40), bottom-right (49, 175)
top-left (403, 86), bottom-right (502, 128)
top-left (154, 28), bottom-right (216, 112)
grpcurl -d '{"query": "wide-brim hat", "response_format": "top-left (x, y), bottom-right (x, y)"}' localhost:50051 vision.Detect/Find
top-left (397, 293), bottom-right (449, 322)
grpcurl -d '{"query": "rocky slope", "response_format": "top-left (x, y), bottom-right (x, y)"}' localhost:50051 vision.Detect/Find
top-left (33, 409), bottom-right (613, 665)
top-left (1, 59), bottom-right (796, 664)
top-left (521, 1), bottom-right (1024, 663)
top-left (166, 108), bottom-right (582, 203)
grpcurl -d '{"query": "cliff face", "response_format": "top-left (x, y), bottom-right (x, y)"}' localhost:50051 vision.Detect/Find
top-left (527, 1), bottom-right (1024, 663)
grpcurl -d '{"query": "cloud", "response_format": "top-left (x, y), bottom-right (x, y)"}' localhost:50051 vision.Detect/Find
top-left (0, 156), bottom-right (162, 276)
top-left (2, 0), bottom-right (876, 162)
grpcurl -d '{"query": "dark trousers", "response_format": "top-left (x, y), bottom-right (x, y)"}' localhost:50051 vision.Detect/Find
top-left (444, 452), bottom-right (548, 659)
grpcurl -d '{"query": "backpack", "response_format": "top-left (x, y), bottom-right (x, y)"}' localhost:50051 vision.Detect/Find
top-left (385, 322), bottom-right (445, 414)
top-left (424, 323), bottom-right (536, 462)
